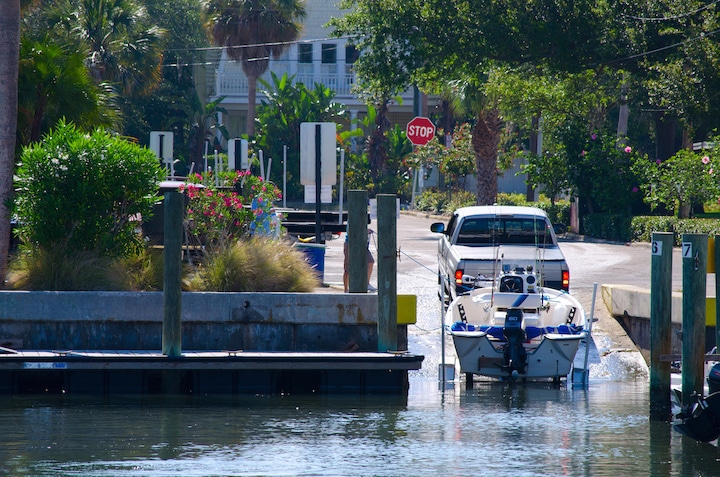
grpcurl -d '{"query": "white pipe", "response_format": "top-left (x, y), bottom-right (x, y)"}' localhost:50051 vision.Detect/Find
top-left (411, 168), bottom-right (418, 210)
top-left (440, 273), bottom-right (447, 383)
top-left (580, 282), bottom-right (598, 386)
top-left (338, 148), bottom-right (345, 224)
top-left (259, 150), bottom-right (265, 180)
top-left (204, 141), bottom-right (209, 175)
top-left (214, 150), bottom-right (219, 187)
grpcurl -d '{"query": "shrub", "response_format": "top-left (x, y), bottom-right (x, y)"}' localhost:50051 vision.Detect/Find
top-left (15, 121), bottom-right (165, 256)
top-left (639, 149), bottom-right (720, 218)
top-left (583, 214), bottom-right (634, 242)
top-left (496, 193), bottom-right (571, 226)
top-left (414, 188), bottom-right (447, 214)
top-left (443, 190), bottom-right (476, 213)
top-left (585, 215), bottom-right (720, 245)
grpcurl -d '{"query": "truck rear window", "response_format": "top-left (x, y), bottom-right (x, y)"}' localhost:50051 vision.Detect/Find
top-left (456, 217), bottom-right (555, 246)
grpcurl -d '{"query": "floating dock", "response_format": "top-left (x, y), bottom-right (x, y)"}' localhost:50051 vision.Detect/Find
top-left (0, 350), bottom-right (423, 396)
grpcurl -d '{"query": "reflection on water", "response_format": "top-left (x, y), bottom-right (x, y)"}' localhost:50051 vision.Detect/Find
top-left (1, 377), bottom-right (719, 477)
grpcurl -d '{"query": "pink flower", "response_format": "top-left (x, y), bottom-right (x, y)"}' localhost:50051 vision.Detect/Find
top-left (656, 159), bottom-right (662, 165)
top-left (624, 146), bottom-right (632, 153)
top-left (581, 150), bottom-right (586, 156)
top-left (591, 133), bottom-right (597, 140)
top-left (632, 187), bottom-right (639, 192)
top-left (710, 169), bottom-right (714, 174)
top-left (703, 156), bottom-right (710, 164)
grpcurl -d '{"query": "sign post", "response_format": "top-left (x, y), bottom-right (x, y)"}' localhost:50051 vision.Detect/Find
top-left (150, 131), bottom-right (174, 177)
top-left (406, 116), bottom-right (436, 146)
top-left (300, 122), bottom-right (337, 244)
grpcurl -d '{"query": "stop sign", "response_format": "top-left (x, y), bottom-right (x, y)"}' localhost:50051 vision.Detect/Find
top-left (406, 116), bottom-right (436, 146)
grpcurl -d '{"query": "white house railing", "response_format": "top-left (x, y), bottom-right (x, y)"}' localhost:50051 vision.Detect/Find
top-left (215, 62), bottom-right (412, 102)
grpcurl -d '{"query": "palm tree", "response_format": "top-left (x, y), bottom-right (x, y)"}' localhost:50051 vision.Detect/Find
top-left (17, 38), bottom-right (115, 145)
top-left (0, 0), bottom-right (21, 286)
top-left (206, 0), bottom-right (306, 136)
top-left (47, 0), bottom-right (166, 97)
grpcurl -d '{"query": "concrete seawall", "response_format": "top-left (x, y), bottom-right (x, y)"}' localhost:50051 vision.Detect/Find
top-left (0, 291), bottom-right (409, 352)
top-left (602, 284), bottom-right (717, 362)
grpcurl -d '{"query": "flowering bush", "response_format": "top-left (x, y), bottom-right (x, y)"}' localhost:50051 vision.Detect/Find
top-left (15, 121), bottom-right (165, 256)
top-left (181, 170), bottom-right (282, 248)
top-left (639, 149), bottom-right (719, 218)
top-left (568, 131), bottom-right (647, 214)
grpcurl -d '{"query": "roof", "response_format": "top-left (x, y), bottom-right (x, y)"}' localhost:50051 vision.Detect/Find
top-left (452, 205), bottom-right (550, 220)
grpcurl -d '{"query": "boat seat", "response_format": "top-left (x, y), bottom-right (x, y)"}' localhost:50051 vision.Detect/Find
top-left (493, 292), bottom-right (543, 309)
top-left (542, 324), bottom-right (583, 334)
top-left (451, 323), bottom-right (582, 340)
top-left (451, 323), bottom-right (506, 340)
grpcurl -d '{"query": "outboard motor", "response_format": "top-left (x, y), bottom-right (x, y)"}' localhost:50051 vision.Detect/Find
top-left (674, 391), bottom-right (720, 443)
top-left (709, 363), bottom-right (720, 395)
top-left (502, 309), bottom-right (527, 379)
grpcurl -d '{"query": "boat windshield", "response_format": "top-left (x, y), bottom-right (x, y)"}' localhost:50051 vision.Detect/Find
top-left (455, 217), bottom-right (554, 247)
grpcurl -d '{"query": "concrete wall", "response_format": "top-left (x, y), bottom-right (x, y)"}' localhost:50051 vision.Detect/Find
top-left (0, 291), bottom-right (408, 352)
top-left (602, 284), bottom-right (716, 360)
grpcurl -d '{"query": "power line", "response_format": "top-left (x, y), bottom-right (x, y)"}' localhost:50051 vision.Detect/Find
top-left (622, 0), bottom-right (720, 22)
top-left (600, 27), bottom-right (720, 66)
top-left (165, 34), bottom-right (358, 54)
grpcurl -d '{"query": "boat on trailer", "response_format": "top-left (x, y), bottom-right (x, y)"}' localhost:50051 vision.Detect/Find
top-left (446, 266), bottom-right (589, 383)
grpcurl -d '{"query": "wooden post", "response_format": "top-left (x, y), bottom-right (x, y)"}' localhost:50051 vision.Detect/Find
top-left (347, 190), bottom-right (368, 293)
top-left (377, 194), bottom-right (397, 352)
top-left (681, 233), bottom-right (707, 403)
top-left (162, 191), bottom-right (183, 357)
top-left (650, 232), bottom-right (673, 420)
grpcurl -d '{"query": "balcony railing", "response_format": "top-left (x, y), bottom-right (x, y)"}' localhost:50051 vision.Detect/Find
top-left (215, 61), bottom-right (413, 102)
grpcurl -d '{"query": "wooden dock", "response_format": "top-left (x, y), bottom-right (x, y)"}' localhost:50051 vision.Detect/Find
top-left (0, 350), bottom-right (423, 396)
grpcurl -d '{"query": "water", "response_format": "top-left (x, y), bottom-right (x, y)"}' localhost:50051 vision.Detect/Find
top-left (1, 375), bottom-right (719, 476)
top-left (2, 236), bottom-right (720, 476)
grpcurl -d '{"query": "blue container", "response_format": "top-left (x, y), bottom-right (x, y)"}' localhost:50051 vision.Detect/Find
top-left (295, 243), bottom-right (326, 280)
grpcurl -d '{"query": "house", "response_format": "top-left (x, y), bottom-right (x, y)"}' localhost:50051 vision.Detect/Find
top-left (191, 0), bottom-right (530, 197)
top-left (194, 0), bottom-right (419, 140)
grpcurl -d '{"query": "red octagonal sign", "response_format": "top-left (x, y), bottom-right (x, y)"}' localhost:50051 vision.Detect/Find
top-left (406, 116), bottom-right (436, 146)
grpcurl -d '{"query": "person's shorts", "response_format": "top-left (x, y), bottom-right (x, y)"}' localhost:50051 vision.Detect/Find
top-left (344, 242), bottom-right (374, 268)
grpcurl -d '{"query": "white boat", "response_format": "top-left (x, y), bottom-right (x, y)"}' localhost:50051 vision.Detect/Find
top-left (446, 266), bottom-right (590, 383)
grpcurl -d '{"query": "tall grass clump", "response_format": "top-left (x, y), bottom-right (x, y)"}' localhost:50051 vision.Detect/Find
top-left (8, 245), bottom-right (121, 290)
top-left (188, 238), bottom-right (320, 292)
top-left (7, 245), bottom-right (166, 291)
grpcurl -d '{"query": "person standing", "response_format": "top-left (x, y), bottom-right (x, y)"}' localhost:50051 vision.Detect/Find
top-left (343, 229), bottom-right (374, 292)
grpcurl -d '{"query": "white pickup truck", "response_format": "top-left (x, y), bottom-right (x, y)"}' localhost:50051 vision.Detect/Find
top-left (431, 205), bottom-right (570, 299)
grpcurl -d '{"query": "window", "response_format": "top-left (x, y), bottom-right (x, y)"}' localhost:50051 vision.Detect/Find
top-left (321, 44), bottom-right (336, 64)
top-left (298, 44), bottom-right (313, 64)
top-left (345, 45), bottom-right (359, 64)
top-left (456, 218), bottom-right (554, 246)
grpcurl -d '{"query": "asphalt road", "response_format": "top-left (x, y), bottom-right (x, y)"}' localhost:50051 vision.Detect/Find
top-left (323, 211), bottom-right (687, 298)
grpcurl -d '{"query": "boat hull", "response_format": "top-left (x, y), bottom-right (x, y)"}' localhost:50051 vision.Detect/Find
top-left (450, 330), bottom-right (584, 381)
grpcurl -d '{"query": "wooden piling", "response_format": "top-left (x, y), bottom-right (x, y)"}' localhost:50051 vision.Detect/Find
top-left (162, 191), bottom-right (183, 357)
top-left (377, 194), bottom-right (397, 352)
top-left (681, 233), bottom-right (707, 403)
top-left (347, 190), bottom-right (368, 293)
top-left (650, 232), bottom-right (673, 421)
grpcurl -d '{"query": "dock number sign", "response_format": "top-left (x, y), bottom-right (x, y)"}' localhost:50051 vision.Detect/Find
top-left (406, 116), bottom-right (436, 146)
